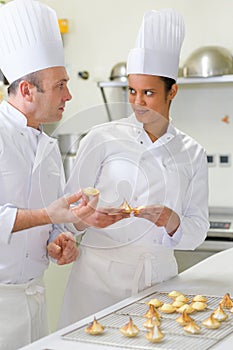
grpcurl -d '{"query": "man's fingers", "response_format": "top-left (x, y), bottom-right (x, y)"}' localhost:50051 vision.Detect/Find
top-left (65, 192), bottom-right (82, 206)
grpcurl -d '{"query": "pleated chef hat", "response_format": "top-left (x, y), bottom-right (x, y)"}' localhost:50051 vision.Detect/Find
top-left (127, 9), bottom-right (185, 80)
top-left (0, 0), bottom-right (65, 84)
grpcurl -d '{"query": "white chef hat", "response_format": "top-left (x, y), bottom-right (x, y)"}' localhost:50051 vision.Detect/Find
top-left (127, 8), bottom-right (185, 80)
top-left (0, 0), bottom-right (65, 84)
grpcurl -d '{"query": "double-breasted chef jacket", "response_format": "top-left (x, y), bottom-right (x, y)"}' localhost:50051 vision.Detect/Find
top-left (59, 114), bottom-right (209, 327)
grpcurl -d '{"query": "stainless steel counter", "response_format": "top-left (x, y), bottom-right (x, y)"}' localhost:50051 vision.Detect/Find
top-left (19, 247), bottom-right (233, 350)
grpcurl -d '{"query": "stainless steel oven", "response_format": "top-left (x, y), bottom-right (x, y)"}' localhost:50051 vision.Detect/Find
top-left (175, 207), bottom-right (233, 272)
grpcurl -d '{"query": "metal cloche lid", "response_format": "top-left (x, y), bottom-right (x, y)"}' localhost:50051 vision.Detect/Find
top-left (183, 46), bottom-right (233, 78)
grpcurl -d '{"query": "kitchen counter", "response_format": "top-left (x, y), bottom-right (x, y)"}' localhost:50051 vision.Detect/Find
top-left (19, 247), bottom-right (233, 350)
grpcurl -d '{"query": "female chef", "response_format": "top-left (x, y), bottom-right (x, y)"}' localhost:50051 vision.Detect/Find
top-left (59, 8), bottom-right (209, 328)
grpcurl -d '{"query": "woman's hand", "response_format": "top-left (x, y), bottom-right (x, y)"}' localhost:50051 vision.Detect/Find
top-left (134, 205), bottom-right (180, 236)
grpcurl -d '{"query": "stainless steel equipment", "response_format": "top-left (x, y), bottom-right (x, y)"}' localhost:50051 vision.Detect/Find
top-left (175, 206), bottom-right (233, 272)
top-left (58, 132), bottom-right (87, 180)
top-left (110, 62), bottom-right (127, 82)
top-left (183, 46), bottom-right (233, 78)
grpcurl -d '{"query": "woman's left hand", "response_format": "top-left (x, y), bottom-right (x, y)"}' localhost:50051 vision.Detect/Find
top-left (134, 205), bottom-right (180, 236)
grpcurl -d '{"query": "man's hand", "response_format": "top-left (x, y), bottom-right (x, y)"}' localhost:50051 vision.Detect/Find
top-left (47, 231), bottom-right (78, 265)
top-left (46, 191), bottom-right (99, 224)
top-left (74, 207), bottom-right (130, 230)
top-left (134, 205), bottom-right (180, 236)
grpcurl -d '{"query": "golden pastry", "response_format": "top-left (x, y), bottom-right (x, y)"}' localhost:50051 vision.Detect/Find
top-left (119, 199), bottom-right (133, 214)
top-left (85, 317), bottom-right (105, 335)
top-left (172, 300), bottom-right (185, 308)
top-left (190, 301), bottom-right (207, 311)
top-left (213, 304), bottom-right (228, 322)
top-left (145, 325), bottom-right (164, 343)
top-left (192, 295), bottom-right (207, 302)
top-left (175, 295), bottom-right (189, 303)
top-left (82, 187), bottom-right (100, 196)
top-left (133, 205), bottom-right (145, 215)
top-left (147, 298), bottom-right (163, 308)
top-left (220, 293), bottom-right (233, 309)
top-left (176, 310), bottom-right (194, 326)
top-left (143, 316), bottom-right (160, 329)
top-left (159, 303), bottom-right (176, 314)
top-left (184, 320), bottom-right (201, 334)
top-left (168, 290), bottom-right (183, 299)
top-left (177, 304), bottom-right (194, 314)
top-left (202, 313), bottom-right (221, 329)
top-left (120, 317), bottom-right (140, 337)
top-left (144, 304), bottom-right (161, 319)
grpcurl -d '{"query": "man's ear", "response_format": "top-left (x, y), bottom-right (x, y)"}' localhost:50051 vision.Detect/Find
top-left (19, 80), bottom-right (33, 101)
top-left (169, 83), bottom-right (178, 100)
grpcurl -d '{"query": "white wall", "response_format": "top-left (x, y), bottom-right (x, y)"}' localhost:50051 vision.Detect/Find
top-left (41, 0), bottom-right (233, 135)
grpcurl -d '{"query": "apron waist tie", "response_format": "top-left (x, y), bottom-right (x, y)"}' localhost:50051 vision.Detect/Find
top-left (132, 252), bottom-right (155, 295)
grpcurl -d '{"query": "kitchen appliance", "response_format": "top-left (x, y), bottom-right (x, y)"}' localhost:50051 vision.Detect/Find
top-left (175, 206), bottom-right (233, 272)
top-left (58, 132), bottom-right (87, 180)
top-left (183, 46), bottom-right (233, 78)
top-left (109, 62), bottom-right (127, 82)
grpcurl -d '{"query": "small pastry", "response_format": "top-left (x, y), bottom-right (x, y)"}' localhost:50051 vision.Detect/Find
top-left (85, 317), bottom-right (105, 335)
top-left (192, 295), bottom-right (207, 302)
top-left (147, 298), bottom-right (163, 308)
top-left (82, 187), bottom-right (100, 196)
top-left (220, 293), bottom-right (233, 309)
top-left (202, 313), bottom-right (221, 329)
top-left (175, 295), bottom-right (189, 303)
top-left (176, 310), bottom-right (194, 326)
top-left (190, 301), bottom-right (207, 311)
top-left (168, 290), bottom-right (183, 299)
top-left (119, 199), bottom-right (133, 214)
top-left (133, 206), bottom-right (145, 215)
top-left (120, 317), bottom-right (140, 337)
top-left (145, 325), bottom-right (164, 343)
top-left (213, 304), bottom-right (228, 322)
top-left (177, 304), bottom-right (194, 314)
top-left (159, 303), bottom-right (176, 314)
top-left (184, 320), bottom-right (201, 334)
top-left (144, 304), bottom-right (161, 319)
top-left (143, 316), bottom-right (160, 329)
top-left (172, 300), bottom-right (185, 308)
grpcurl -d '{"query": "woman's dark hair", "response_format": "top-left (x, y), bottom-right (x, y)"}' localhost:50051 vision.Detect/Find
top-left (159, 76), bottom-right (176, 94)
top-left (7, 71), bottom-right (44, 95)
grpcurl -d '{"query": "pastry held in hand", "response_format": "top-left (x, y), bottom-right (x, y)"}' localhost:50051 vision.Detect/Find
top-left (82, 187), bottom-right (100, 196)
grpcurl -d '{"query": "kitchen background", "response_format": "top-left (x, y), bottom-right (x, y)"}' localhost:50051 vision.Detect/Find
top-left (2, 0), bottom-right (233, 334)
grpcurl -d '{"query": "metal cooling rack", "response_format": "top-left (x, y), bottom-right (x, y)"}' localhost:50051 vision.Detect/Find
top-left (62, 291), bottom-right (233, 350)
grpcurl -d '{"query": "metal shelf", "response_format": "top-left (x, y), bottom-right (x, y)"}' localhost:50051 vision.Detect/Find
top-left (97, 75), bottom-right (233, 121)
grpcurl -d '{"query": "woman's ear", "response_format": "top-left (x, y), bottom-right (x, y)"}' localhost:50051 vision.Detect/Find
top-left (169, 83), bottom-right (178, 100)
top-left (19, 80), bottom-right (33, 101)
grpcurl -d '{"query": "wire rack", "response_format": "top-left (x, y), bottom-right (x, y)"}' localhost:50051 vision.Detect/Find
top-left (62, 291), bottom-right (233, 350)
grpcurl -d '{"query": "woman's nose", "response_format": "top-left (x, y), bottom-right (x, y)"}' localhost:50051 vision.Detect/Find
top-left (134, 93), bottom-right (145, 105)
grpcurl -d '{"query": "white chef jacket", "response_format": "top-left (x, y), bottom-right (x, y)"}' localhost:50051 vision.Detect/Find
top-left (0, 101), bottom-right (65, 348)
top-left (59, 115), bottom-right (209, 327)
top-left (0, 101), bottom-right (65, 284)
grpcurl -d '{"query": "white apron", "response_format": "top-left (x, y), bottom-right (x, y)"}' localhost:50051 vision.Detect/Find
top-left (59, 234), bottom-right (177, 328)
top-left (0, 276), bottom-right (48, 350)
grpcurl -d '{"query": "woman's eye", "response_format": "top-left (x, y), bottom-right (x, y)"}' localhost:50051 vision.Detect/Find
top-left (128, 88), bottom-right (136, 95)
top-left (145, 90), bottom-right (153, 96)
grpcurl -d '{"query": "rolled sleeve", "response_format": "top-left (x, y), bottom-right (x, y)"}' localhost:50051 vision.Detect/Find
top-left (0, 204), bottom-right (17, 244)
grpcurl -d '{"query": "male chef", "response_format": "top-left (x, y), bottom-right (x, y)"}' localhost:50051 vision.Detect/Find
top-left (0, 0), bottom-right (99, 349)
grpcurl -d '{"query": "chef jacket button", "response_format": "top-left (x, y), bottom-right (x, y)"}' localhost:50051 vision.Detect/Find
top-left (26, 253), bottom-right (29, 258)
top-left (140, 141), bottom-right (143, 144)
